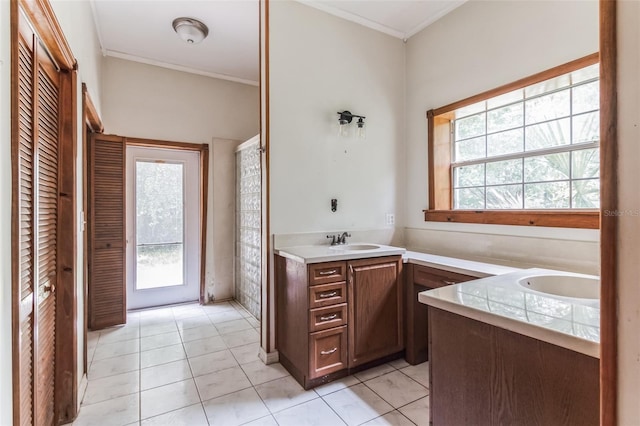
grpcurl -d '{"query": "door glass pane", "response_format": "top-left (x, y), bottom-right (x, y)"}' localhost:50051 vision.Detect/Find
top-left (136, 161), bottom-right (184, 290)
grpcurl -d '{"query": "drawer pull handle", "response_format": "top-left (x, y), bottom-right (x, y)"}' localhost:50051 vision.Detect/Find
top-left (319, 291), bottom-right (338, 299)
top-left (320, 314), bottom-right (338, 321)
top-left (319, 269), bottom-right (338, 276)
top-left (320, 347), bottom-right (338, 355)
top-left (442, 280), bottom-right (457, 285)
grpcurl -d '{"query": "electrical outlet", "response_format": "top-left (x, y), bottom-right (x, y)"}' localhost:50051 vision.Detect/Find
top-left (385, 213), bottom-right (395, 226)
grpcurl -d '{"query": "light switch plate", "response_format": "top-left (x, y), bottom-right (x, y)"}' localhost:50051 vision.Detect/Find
top-left (385, 213), bottom-right (395, 225)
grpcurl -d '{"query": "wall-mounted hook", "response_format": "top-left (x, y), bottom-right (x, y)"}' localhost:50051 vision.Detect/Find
top-left (331, 199), bottom-right (337, 212)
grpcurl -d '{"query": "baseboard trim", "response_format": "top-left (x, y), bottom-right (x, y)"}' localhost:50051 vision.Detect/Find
top-left (78, 373), bottom-right (88, 410)
top-left (259, 347), bottom-right (279, 365)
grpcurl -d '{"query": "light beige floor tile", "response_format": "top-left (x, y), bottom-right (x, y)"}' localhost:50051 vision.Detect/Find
top-left (399, 362), bottom-right (429, 388)
top-left (141, 359), bottom-right (193, 390)
top-left (140, 331), bottom-right (182, 351)
top-left (202, 387), bottom-right (270, 425)
top-left (179, 324), bottom-right (219, 342)
top-left (388, 358), bottom-right (411, 370)
top-left (141, 343), bottom-right (186, 368)
top-left (207, 310), bottom-right (244, 324)
top-left (98, 326), bottom-right (140, 345)
top-left (215, 318), bottom-right (254, 335)
top-left (274, 398), bottom-right (346, 426)
top-left (364, 371), bottom-right (428, 409)
top-left (141, 403), bottom-right (208, 426)
top-left (83, 371), bottom-right (139, 405)
top-left (314, 375), bottom-right (360, 396)
top-left (353, 363), bottom-right (396, 382)
top-left (140, 378), bottom-right (200, 420)
top-left (172, 308), bottom-right (206, 319)
top-left (175, 316), bottom-right (211, 332)
top-left (194, 365), bottom-right (252, 401)
top-left (362, 410), bottom-right (415, 426)
top-left (74, 394), bottom-right (139, 426)
top-left (242, 415), bottom-right (278, 426)
top-left (139, 321), bottom-right (177, 337)
top-left (246, 317), bottom-right (260, 328)
top-left (241, 361), bottom-right (289, 386)
top-left (398, 396), bottom-right (430, 426)
top-left (229, 342), bottom-right (261, 365)
top-left (88, 353), bottom-right (139, 380)
top-left (188, 349), bottom-right (239, 377)
top-left (201, 302), bottom-right (236, 314)
top-left (322, 383), bottom-right (393, 426)
top-left (93, 338), bottom-right (140, 362)
top-left (221, 328), bottom-right (259, 348)
top-left (254, 375), bottom-right (318, 413)
top-left (183, 335), bottom-right (227, 358)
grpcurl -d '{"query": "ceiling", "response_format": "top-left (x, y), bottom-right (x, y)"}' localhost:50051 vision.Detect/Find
top-left (90, 0), bottom-right (465, 86)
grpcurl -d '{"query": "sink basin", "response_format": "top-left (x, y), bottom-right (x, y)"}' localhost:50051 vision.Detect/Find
top-left (517, 274), bottom-right (600, 299)
top-left (330, 244), bottom-right (380, 251)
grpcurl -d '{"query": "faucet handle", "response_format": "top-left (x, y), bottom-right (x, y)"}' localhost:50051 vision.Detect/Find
top-left (326, 234), bottom-right (337, 245)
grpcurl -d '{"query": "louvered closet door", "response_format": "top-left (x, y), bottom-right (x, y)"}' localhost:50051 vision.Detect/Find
top-left (15, 16), bottom-right (36, 426)
top-left (88, 134), bottom-right (126, 329)
top-left (35, 41), bottom-right (60, 426)
top-left (14, 12), bottom-right (60, 426)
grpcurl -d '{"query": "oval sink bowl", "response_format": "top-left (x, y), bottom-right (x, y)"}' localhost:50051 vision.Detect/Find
top-left (330, 244), bottom-right (380, 251)
top-left (518, 274), bottom-right (600, 299)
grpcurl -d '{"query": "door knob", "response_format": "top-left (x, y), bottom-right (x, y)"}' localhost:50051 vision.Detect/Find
top-left (43, 283), bottom-right (56, 294)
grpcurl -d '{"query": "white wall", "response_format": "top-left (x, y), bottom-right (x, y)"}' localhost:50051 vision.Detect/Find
top-left (209, 138), bottom-right (242, 301)
top-left (404, 0), bottom-right (600, 274)
top-left (0, 0), bottom-right (13, 423)
top-left (269, 1), bottom-right (405, 236)
top-left (617, 1), bottom-right (640, 422)
top-left (102, 57), bottom-right (259, 144)
top-left (101, 57), bottom-right (260, 303)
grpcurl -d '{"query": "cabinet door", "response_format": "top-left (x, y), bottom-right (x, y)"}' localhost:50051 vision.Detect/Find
top-left (348, 256), bottom-right (403, 367)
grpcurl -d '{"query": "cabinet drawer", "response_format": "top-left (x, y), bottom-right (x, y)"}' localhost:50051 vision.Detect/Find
top-left (309, 282), bottom-right (347, 309)
top-left (414, 265), bottom-right (477, 289)
top-left (309, 261), bottom-right (347, 286)
top-left (309, 303), bottom-right (347, 332)
top-left (309, 325), bottom-right (347, 379)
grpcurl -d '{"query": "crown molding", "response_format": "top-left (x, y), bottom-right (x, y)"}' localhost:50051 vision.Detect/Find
top-left (297, 0), bottom-right (405, 39)
top-left (405, 1), bottom-right (466, 39)
top-left (88, 0), bottom-right (107, 56)
top-left (297, 0), bottom-right (467, 40)
top-left (105, 50), bottom-right (260, 86)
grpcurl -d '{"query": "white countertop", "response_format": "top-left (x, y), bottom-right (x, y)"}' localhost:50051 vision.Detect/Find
top-left (404, 250), bottom-right (519, 277)
top-left (418, 268), bottom-right (600, 358)
top-left (274, 244), bottom-right (406, 264)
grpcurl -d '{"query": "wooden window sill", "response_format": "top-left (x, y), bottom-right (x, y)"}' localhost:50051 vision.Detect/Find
top-left (423, 210), bottom-right (600, 229)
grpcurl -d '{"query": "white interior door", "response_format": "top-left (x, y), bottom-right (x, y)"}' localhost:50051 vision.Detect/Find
top-left (126, 146), bottom-right (201, 309)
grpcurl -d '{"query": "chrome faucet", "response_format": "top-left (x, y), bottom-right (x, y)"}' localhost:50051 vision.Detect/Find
top-left (326, 232), bottom-right (351, 246)
top-left (337, 232), bottom-right (351, 245)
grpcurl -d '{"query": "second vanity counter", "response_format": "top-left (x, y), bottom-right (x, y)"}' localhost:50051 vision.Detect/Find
top-left (418, 268), bottom-right (600, 358)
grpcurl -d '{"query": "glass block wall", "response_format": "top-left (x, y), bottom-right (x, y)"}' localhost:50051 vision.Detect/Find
top-left (235, 141), bottom-right (261, 319)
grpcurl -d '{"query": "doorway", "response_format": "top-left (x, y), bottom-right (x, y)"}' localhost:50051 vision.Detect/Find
top-left (126, 146), bottom-right (201, 309)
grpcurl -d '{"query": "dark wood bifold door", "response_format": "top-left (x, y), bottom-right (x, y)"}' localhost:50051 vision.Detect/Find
top-left (88, 134), bottom-right (126, 329)
top-left (12, 11), bottom-right (60, 426)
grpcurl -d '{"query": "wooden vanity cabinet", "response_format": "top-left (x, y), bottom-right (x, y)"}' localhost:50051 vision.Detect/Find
top-left (404, 264), bottom-right (477, 365)
top-left (276, 254), bottom-right (403, 389)
top-left (429, 307), bottom-right (599, 425)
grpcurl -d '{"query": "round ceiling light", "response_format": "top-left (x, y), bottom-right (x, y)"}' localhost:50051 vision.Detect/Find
top-left (172, 17), bottom-right (209, 44)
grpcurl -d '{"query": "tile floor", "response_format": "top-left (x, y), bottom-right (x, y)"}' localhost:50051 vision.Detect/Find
top-left (76, 301), bottom-right (430, 426)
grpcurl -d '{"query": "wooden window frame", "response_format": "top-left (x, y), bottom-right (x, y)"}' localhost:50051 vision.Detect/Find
top-left (426, 53), bottom-right (600, 229)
